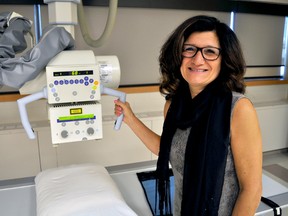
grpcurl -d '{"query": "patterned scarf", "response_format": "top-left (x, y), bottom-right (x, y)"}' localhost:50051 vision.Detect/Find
top-left (156, 78), bottom-right (232, 215)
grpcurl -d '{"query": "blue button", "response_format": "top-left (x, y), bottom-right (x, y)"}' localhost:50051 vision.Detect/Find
top-left (89, 79), bottom-right (94, 83)
top-left (64, 80), bottom-right (69, 85)
top-left (70, 80), bottom-right (74, 84)
top-left (84, 76), bottom-right (89, 81)
top-left (80, 79), bottom-right (84, 84)
top-left (54, 80), bottom-right (59, 85)
top-left (75, 79), bottom-right (79, 84)
top-left (60, 80), bottom-right (64, 85)
top-left (84, 82), bottom-right (89, 86)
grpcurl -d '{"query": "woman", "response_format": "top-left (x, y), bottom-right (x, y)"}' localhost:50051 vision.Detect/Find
top-left (115, 15), bottom-right (262, 216)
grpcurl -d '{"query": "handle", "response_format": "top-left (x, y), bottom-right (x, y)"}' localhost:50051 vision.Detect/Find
top-left (17, 87), bottom-right (48, 139)
top-left (100, 84), bottom-right (126, 130)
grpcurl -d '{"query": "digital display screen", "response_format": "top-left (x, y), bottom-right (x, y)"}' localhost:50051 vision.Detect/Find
top-left (57, 114), bottom-right (95, 122)
top-left (70, 108), bottom-right (82, 115)
top-left (53, 70), bottom-right (93, 77)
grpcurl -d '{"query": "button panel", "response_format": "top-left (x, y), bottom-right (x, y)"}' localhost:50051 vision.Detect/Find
top-left (46, 66), bottom-right (101, 104)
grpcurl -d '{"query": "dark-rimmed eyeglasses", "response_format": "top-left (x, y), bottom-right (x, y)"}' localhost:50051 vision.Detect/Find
top-left (182, 44), bottom-right (221, 61)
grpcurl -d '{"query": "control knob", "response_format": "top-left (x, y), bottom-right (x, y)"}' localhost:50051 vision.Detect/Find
top-left (87, 127), bottom-right (94, 136)
top-left (61, 130), bottom-right (69, 138)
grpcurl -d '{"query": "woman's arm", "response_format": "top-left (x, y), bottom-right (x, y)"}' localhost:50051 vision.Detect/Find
top-left (114, 99), bottom-right (171, 156)
top-left (231, 98), bottom-right (263, 216)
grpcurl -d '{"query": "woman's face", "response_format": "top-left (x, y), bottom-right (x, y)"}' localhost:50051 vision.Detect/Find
top-left (180, 31), bottom-right (222, 92)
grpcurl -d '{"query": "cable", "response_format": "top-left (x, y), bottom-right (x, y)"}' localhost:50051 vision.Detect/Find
top-left (77, 0), bottom-right (118, 47)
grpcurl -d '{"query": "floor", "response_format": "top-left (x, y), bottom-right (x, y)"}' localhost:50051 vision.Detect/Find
top-left (263, 149), bottom-right (288, 188)
top-left (255, 149), bottom-right (288, 215)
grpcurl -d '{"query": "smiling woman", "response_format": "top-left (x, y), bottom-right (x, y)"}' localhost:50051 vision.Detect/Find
top-left (114, 15), bottom-right (263, 216)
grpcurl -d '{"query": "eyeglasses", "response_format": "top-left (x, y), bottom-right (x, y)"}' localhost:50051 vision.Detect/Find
top-left (182, 44), bottom-right (221, 61)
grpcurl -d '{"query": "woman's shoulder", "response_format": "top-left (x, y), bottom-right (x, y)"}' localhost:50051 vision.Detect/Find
top-left (232, 91), bottom-right (245, 100)
top-left (231, 91), bottom-right (256, 121)
top-left (232, 91), bottom-right (246, 109)
top-left (231, 91), bottom-right (256, 119)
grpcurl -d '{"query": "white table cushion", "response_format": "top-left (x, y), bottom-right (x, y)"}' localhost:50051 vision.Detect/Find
top-left (35, 163), bottom-right (137, 216)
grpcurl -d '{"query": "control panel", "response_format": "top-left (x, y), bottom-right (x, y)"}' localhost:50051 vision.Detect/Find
top-left (49, 102), bottom-right (103, 144)
top-left (46, 50), bottom-right (101, 104)
top-left (46, 67), bottom-right (100, 104)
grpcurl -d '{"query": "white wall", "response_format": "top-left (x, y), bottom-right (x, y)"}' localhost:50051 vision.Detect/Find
top-left (40, 5), bottom-right (231, 85)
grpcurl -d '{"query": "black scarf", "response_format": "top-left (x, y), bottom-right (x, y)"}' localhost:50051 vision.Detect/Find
top-left (156, 78), bottom-right (232, 216)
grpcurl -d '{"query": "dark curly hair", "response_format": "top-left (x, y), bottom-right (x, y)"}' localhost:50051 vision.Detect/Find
top-left (159, 15), bottom-right (246, 99)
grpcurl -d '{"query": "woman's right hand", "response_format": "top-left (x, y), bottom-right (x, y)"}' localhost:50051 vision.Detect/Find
top-left (114, 99), bottom-right (135, 125)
